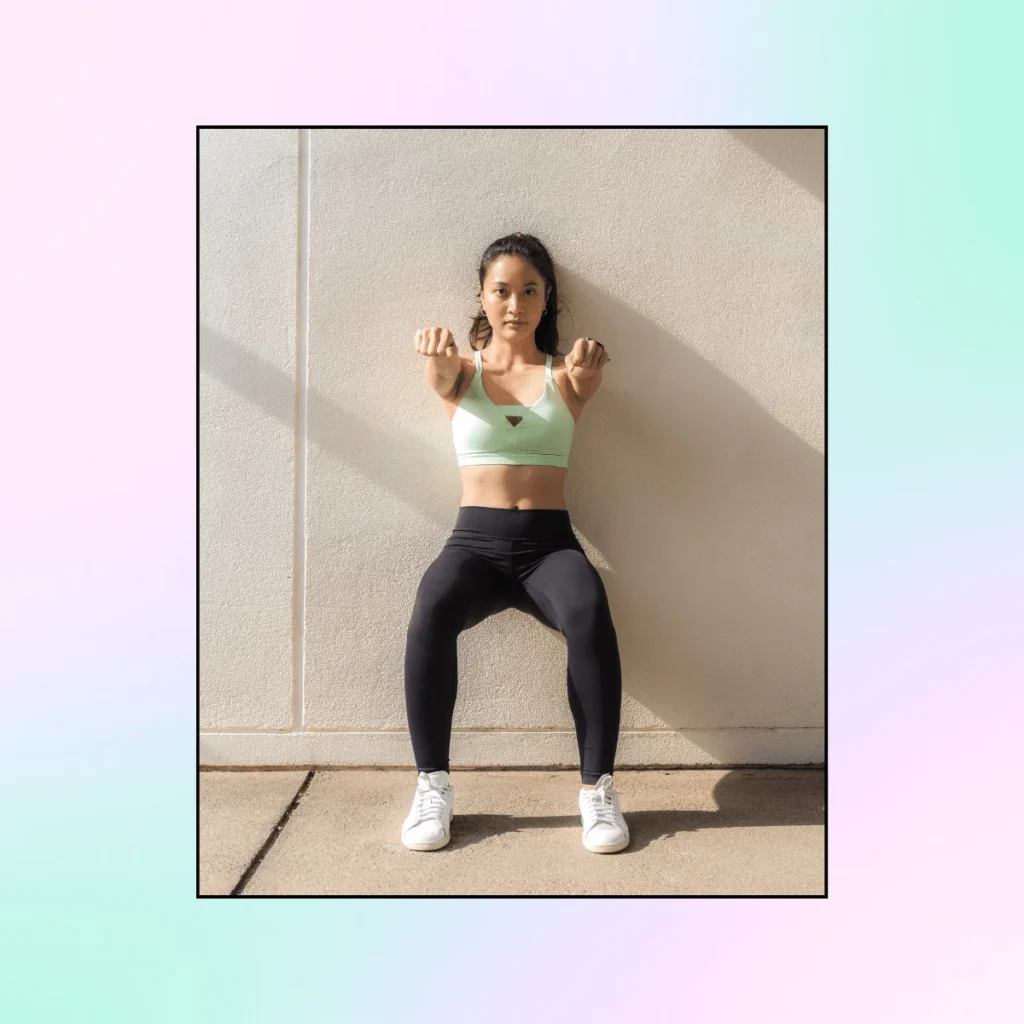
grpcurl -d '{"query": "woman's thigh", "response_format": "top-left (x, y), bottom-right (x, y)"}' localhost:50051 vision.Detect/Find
top-left (516, 548), bottom-right (612, 635)
top-left (408, 544), bottom-right (518, 635)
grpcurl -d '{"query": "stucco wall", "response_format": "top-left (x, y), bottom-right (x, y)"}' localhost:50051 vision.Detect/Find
top-left (200, 127), bottom-right (824, 769)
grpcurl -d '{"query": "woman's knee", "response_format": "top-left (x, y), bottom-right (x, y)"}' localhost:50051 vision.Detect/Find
top-left (559, 570), bottom-right (612, 637)
top-left (408, 580), bottom-right (461, 636)
top-left (407, 550), bottom-right (492, 634)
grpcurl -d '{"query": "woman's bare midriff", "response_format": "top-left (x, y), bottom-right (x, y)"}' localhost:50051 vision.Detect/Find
top-left (458, 464), bottom-right (569, 510)
top-left (438, 351), bottom-right (584, 511)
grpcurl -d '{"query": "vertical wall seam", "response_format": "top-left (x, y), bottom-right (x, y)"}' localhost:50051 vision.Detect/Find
top-left (292, 129), bottom-right (311, 731)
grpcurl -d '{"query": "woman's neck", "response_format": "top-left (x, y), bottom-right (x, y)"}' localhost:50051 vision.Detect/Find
top-left (482, 342), bottom-right (544, 372)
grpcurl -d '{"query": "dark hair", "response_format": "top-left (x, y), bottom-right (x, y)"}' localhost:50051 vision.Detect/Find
top-left (468, 233), bottom-right (562, 355)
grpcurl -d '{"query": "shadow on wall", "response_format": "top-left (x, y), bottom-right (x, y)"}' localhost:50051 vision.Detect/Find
top-left (728, 128), bottom-right (825, 201)
top-left (554, 273), bottom-right (823, 732)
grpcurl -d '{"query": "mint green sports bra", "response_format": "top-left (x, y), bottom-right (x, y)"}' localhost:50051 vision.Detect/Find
top-left (452, 349), bottom-right (575, 468)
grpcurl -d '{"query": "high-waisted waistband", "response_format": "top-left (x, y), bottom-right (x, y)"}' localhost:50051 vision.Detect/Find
top-left (452, 504), bottom-right (575, 539)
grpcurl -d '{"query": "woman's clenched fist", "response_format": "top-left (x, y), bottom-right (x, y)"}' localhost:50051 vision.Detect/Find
top-left (415, 327), bottom-right (460, 378)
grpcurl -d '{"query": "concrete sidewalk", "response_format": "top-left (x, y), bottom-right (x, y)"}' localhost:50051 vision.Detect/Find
top-left (199, 767), bottom-right (825, 896)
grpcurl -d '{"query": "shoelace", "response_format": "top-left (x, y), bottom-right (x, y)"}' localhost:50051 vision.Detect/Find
top-left (411, 786), bottom-right (448, 825)
top-left (581, 788), bottom-right (620, 829)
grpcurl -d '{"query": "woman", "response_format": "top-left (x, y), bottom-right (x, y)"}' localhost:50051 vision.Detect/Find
top-left (402, 233), bottom-right (628, 855)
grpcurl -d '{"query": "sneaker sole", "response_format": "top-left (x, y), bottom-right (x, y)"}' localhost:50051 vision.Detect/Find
top-left (582, 834), bottom-right (629, 854)
top-left (402, 831), bottom-right (451, 851)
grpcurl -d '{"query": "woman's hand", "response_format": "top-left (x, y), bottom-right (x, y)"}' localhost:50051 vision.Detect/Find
top-left (415, 327), bottom-right (461, 378)
top-left (565, 337), bottom-right (610, 383)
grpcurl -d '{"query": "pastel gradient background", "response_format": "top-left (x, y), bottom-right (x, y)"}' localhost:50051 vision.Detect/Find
top-left (3, 1), bottom-right (1021, 1021)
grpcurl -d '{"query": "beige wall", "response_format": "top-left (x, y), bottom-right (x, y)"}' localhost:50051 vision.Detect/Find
top-left (200, 127), bottom-right (824, 769)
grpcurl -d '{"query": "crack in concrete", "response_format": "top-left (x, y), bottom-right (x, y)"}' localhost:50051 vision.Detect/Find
top-left (230, 770), bottom-right (316, 896)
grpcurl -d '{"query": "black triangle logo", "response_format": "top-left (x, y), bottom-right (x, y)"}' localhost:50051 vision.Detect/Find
top-left (506, 415), bottom-right (523, 427)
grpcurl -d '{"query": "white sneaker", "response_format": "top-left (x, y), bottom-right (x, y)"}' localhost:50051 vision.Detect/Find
top-left (579, 773), bottom-right (629, 853)
top-left (401, 770), bottom-right (455, 851)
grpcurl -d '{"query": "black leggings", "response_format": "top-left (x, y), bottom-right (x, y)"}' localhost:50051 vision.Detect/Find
top-left (404, 505), bottom-right (622, 785)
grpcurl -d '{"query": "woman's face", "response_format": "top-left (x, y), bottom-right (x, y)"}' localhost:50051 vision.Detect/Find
top-left (479, 256), bottom-right (550, 339)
